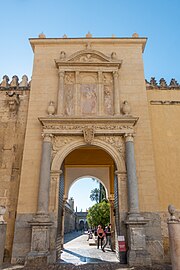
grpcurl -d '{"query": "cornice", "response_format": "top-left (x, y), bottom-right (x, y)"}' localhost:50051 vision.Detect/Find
top-left (38, 116), bottom-right (139, 135)
top-left (29, 37), bottom-right (147, 53)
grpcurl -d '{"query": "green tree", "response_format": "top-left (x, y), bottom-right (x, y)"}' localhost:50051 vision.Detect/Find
top-left (90, 182), bottom-right (106, 203)
top-left (90, 188), bottom-right (100, 203)
top-left (87, 201), bottom-right (110, 228)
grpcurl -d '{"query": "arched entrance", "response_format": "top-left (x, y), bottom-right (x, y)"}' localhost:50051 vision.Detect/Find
top-left (53, 145), bottom-right (121, 260)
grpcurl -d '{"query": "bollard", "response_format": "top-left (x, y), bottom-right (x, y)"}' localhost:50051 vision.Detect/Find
top-left (167, 205), bottom-right (180, 270)
top-left (0, 205), bottom-right (7, 267)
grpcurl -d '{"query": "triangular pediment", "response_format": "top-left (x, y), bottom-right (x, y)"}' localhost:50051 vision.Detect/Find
top-left (67, 49), bottom-right (111, 63)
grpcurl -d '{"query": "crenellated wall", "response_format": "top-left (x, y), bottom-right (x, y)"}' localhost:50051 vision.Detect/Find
top-left (0, 75), bottom-right (30, 260)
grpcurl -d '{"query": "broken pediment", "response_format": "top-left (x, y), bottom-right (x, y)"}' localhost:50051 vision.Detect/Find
top-left (67, 50), bottom-right (110, 63)
top-left (55, 49), bottom-right (122, 69)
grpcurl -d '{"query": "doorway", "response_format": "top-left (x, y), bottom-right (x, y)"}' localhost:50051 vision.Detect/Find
top-left (56, 146), bottom-right (120, 263)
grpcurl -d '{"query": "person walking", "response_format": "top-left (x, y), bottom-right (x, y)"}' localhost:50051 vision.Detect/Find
top-left (102, 223), bottom-right (114, 252)
top-left (97, 225), bottom-right (104, 249)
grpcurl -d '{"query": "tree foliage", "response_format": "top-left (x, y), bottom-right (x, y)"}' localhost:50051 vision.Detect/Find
top-left (87, 201), bottom-right (110, 228)
top-left (90, 188), bottom-right (99, 203)
top-left (90, 183), bottom-right (106, 203)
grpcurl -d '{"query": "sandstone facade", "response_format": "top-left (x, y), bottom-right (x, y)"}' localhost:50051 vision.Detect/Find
top-left (0, 34), bottom-right (180, 266)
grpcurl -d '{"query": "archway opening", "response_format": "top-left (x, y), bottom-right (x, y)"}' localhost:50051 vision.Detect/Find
top-left (65, 176), bottom-right (108, 234)
top-left (56, 145), bottom-right (120, 264)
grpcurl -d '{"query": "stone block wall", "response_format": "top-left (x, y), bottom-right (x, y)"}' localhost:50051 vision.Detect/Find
top-left (0, 79), bottom-right (30, 260)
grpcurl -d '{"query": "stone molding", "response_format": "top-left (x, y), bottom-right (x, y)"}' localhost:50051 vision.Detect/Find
top-left (150, 100), bottom-right (180, 105)
top-left (38, 116), bottom-right (138, 135)
top-left (38, 116), bottom-right (138, 174)
top-left (55, 49), bottom-right (122, 71)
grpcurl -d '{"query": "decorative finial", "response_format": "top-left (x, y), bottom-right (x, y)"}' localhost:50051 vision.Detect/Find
top-left (38, 32), bottom-right (46, 38)
top-left (47, 101), bottom-right (55, 116)
top-left (132, 32), bottom-right (139, 38)
top-left (168, 205), bottom-right (178, 221)
top-left (63, 34), bottom-right (67, 38)
top-left (86, 31), bottom-right (92, 38)
top-left (60, 51), bottom-right (66, 60)
top-left (111, 52), bottom-right (117, 60)
top-left (121, 100), bottom-right (131, 116)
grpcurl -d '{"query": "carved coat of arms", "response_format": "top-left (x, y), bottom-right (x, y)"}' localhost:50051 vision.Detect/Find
top-left (83, 126), bottom-right (94, 144)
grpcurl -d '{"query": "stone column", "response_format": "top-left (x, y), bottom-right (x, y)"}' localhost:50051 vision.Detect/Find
top-left (113, 71), bottom-right (120, 115)
top-left (124, 133), bottom-right (139, 218)
top-left (167, 205), bottom-right (180, 270)
top-left (61, 196), bottom-right (67, 249)
top-left (108, 195), bottom-right (115, 248)
top-left (124, 133), bottom-right (152, 267)
top-left (37, 133), bottom-right (53, 215)
top-left (26, 134), bottom-right (53, 266)
top-left (57, 71), bottom-right (65, 115)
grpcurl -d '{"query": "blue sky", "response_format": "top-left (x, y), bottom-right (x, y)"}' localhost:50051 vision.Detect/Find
top-left (0, 0), bottom-right (180, 84)
top-left (68, 178), bottom-right (99, 212)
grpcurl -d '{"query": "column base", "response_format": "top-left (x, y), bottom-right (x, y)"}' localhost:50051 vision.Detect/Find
top-left (127, 250), bottom-right (152, 267)
top-left (125, 216), bottom-right (152, 267)
top-left (27, 214), bottom-right (53, 266)
top-left (25, 251), bottom-right (50, 266)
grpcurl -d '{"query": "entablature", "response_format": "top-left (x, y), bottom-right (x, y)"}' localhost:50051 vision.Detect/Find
top-left (38, 116), bottom-right (138, 135)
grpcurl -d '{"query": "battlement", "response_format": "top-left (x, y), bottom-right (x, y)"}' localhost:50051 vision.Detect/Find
top-left (0, 74), bottom-right (30, 90)
top-left (1, 75), bottom-right (179, 92)
top-left (146, 77), bottom-right (180, 90)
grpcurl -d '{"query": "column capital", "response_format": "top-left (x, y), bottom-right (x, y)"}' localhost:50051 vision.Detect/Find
top-left (50, 170), bottom-right (62, 176)
top-left (58, 70), bottom-right (65, 78)
top-left (124, 133), bottom-right (135, 142)
top-left (113, 70), bottom-right (119, 79)
top-left (42, 133), bottom-right (53, 143)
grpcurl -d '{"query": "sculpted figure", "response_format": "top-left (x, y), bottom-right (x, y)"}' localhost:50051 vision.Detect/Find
top-left (104, 86), bottom-right (113, 115)
top-left (65, 87), bottom-right (74, 115)
top-left (82, 86), bottom-right (97, 114)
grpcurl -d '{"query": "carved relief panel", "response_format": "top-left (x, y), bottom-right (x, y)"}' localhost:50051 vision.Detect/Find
top-left (79, 72), bottom-right (97, 115)
top-left (55, 49), bottom-right (122, 117)
top-left (64, 72), bottom-right (75, 116)
top-left (103, 73), bottom-right (113, 115)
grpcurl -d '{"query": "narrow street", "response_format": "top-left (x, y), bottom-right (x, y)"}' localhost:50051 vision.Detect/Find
top-left (59, 231), bottom-right (119, 265)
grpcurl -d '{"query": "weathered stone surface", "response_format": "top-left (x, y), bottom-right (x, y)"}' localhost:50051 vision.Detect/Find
top-left (0, 223), bottom-right (7, 266)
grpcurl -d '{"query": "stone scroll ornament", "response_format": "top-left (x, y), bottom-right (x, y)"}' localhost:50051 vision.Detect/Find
top-left (83, 126), bottom-right (94, 144)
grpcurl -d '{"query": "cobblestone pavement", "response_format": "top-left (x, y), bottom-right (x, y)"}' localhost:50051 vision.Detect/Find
top-left (59, 231), bottom-right (119, 265)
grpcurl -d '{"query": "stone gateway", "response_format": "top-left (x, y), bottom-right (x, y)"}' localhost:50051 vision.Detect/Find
top-left (0, 33), bottom-right (180, 267)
